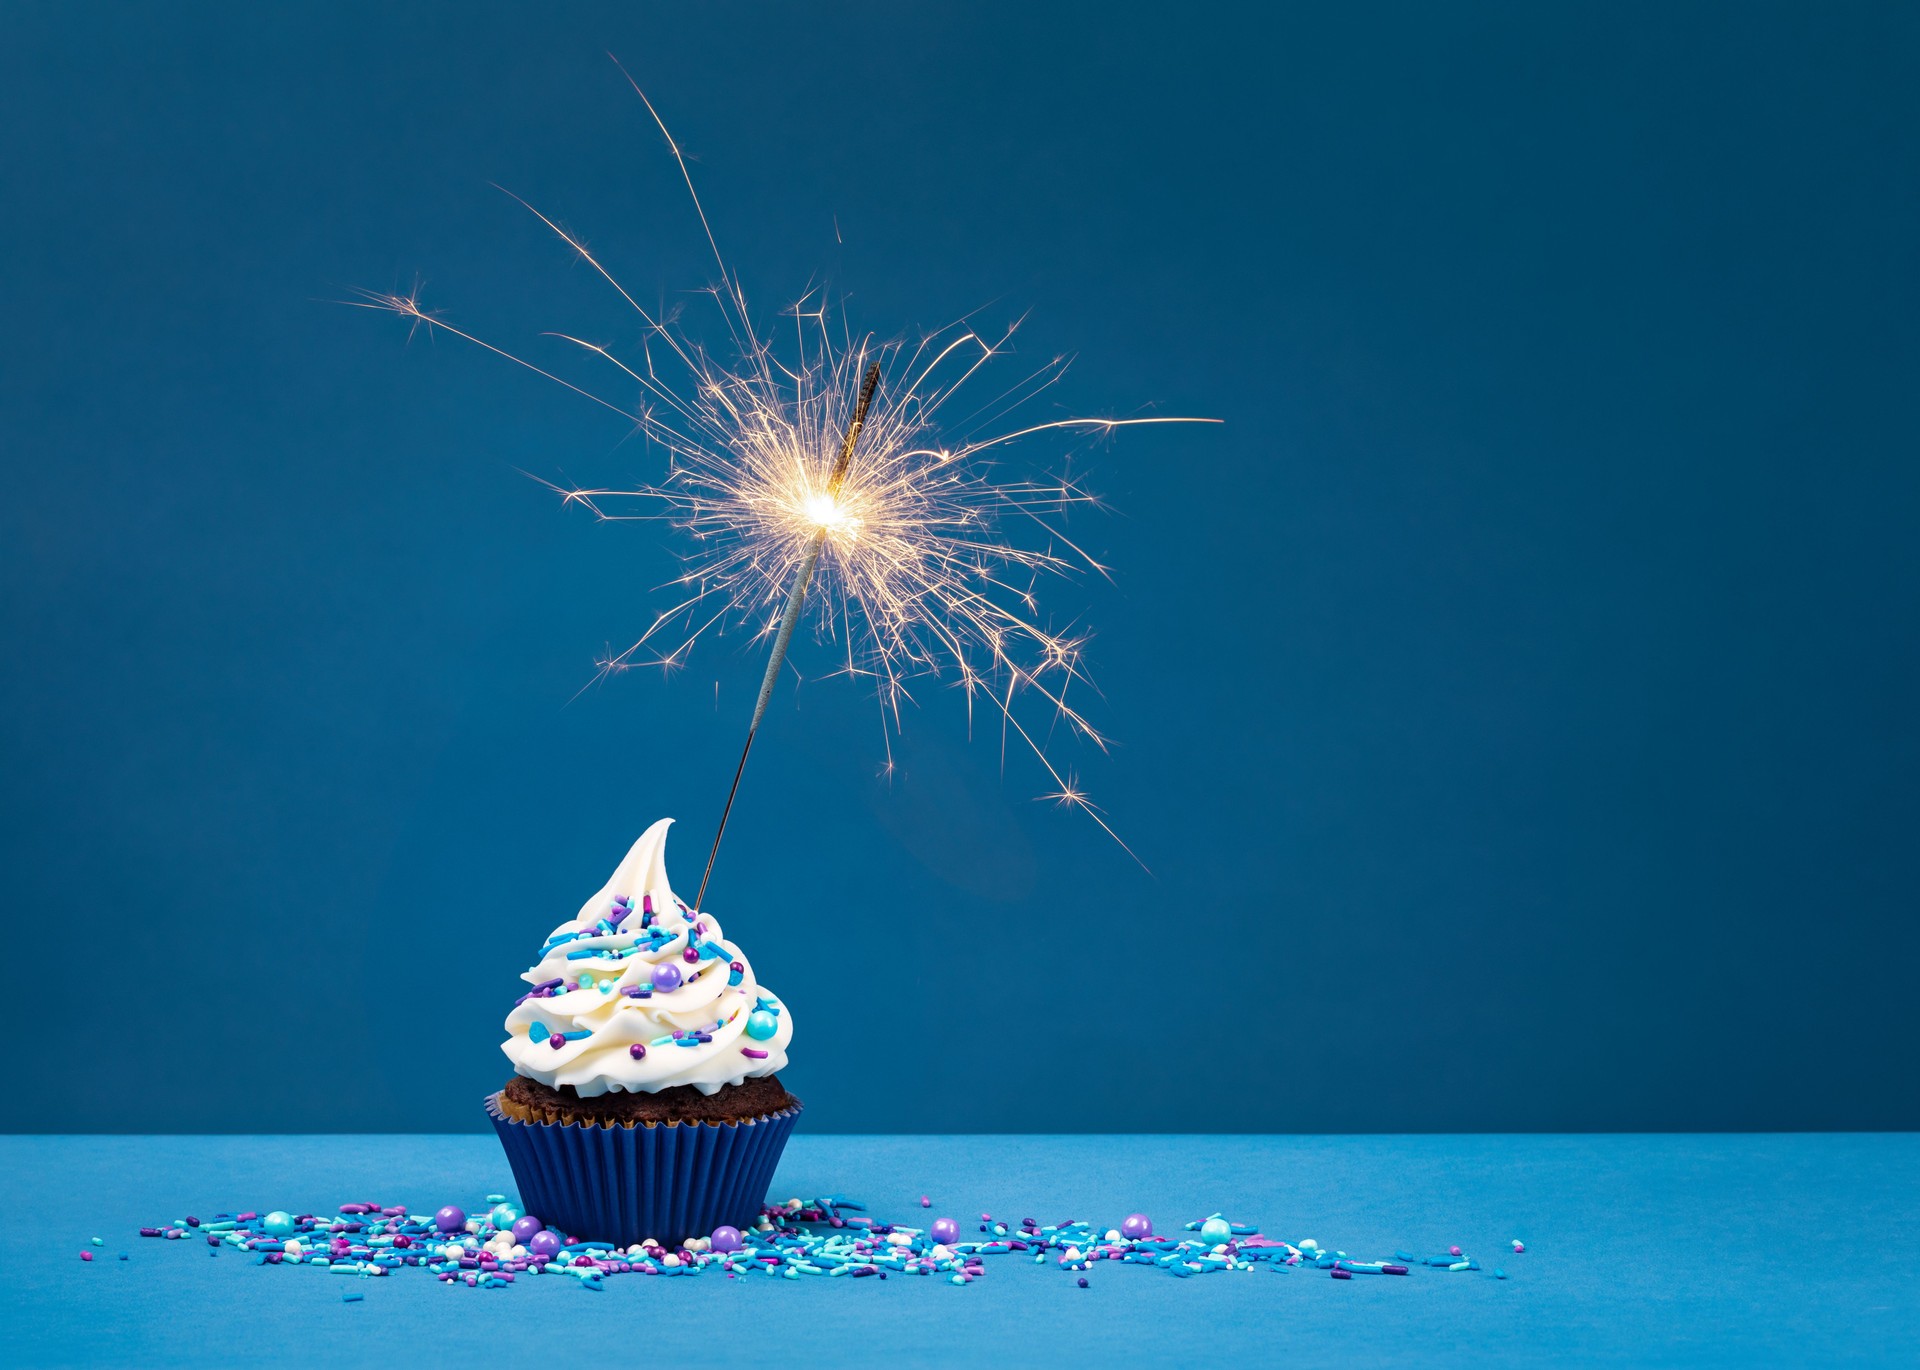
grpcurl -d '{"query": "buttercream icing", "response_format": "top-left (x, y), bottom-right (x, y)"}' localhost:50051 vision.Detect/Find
top-left (501, 818), bottom-right (792, 1096)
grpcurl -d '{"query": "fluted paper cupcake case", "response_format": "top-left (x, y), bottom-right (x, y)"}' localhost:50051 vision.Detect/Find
top-left (485, 1091), bottom-right (801, 1245)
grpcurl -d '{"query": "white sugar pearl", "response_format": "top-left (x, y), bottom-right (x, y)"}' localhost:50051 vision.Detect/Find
top-left (1105, 1230), bottom-right (1122, 1242)
top-left (662, 1253), bottom-right (681, 1268)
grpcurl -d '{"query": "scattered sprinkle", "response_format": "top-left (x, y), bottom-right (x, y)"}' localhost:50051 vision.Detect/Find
top-left (133, 1192), bottom-right (1513, 1295)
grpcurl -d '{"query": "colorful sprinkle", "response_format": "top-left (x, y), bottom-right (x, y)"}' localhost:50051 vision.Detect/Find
top-left (137, 1192), bottom-right (1486, 1295)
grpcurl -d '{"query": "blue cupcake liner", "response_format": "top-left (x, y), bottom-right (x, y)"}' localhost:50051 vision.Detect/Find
top-left (485, 1091), bottom-right (800, 1245)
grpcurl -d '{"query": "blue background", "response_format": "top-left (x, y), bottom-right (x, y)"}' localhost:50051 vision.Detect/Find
top-left (3, 2), bottom-right (1916, 1134)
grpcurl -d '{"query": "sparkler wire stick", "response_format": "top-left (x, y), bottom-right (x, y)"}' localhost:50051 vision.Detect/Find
top-left (695, 361), bottom-right (883, 909)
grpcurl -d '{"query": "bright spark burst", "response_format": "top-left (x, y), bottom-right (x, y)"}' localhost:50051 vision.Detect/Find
top-left (353, 64), bottom-right (1216, 865)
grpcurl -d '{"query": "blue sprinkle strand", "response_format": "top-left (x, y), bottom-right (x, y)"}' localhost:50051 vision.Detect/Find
top-left (127, 1195), bottom-right (1517, 1291)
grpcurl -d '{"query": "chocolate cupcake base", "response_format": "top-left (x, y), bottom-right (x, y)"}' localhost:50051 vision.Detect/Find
top-left (486, 1077), bottom-right (801, 1245)
top-left (497, 1072), bottom-right (799, 1127)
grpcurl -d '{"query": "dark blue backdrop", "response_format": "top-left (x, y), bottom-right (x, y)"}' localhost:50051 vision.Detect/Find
top-left (4, 3), bottom-right (1916, 1133)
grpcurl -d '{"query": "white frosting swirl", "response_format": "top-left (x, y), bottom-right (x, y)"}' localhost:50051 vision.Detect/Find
top-left (501, 818), bottom-right (793, 1097)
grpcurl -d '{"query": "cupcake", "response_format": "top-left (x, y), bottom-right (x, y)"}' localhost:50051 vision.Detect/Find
top-left (486, 818), bottom-right (800, 1245)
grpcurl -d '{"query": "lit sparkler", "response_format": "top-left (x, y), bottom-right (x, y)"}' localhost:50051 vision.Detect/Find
top-left (355, 63), bottom-right (1216, 889)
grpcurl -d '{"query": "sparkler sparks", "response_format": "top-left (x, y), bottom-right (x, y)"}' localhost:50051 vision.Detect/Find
top-left (355, 64), bottom-right (1216, 880)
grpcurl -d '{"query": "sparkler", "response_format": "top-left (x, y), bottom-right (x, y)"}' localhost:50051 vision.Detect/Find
top-left (355, 62), bottom-right (1217, 893)
top-left (697, 360), bottom-right (880, 909)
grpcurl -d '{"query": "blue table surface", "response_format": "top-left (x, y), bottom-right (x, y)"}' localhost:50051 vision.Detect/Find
top-left (2, 1134), bottom-right (1914, 1367)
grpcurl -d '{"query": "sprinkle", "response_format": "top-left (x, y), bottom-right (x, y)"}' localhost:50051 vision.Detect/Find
top-left (136, 1194), bottom-right (1456, 1296)
top-left (741, 1047), bottom-right (769, 1059)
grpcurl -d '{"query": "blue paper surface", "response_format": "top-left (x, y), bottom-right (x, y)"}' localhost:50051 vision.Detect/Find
top-left (3, 1134), bottom-right (1915, 1366)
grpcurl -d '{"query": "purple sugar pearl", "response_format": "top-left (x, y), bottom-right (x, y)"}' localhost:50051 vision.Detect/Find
top-left (433, 1206), bottom-right (465, 1234)
top-left (930, 1217), bottom-right (959, 1245)
top-left (651, 963), bottom-right (683, 993)
top-left (710, 1225), bottom-right (743, 1253)
top-left (510, 1215), bottom-right (543, 1244)
top-left (528, 1230), bottom-right (562, 1259)
top-left (629, 1043), bottom-right (647, 1060)
top-left (1121, 1213), bottom-right (1152, 1240)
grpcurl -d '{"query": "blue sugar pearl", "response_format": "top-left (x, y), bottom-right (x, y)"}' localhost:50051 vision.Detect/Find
top-left (1200, 1218), bottom-right (1232, 1244)
top-left (262, 1211), bottom-right (296, 1238)
top-left (528, 1022), bottom-right (550, 1043)
top-left (746, 1010), bottom-right (779, 1041)
top-left (488, 1203), bottom-right (521, 1232)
